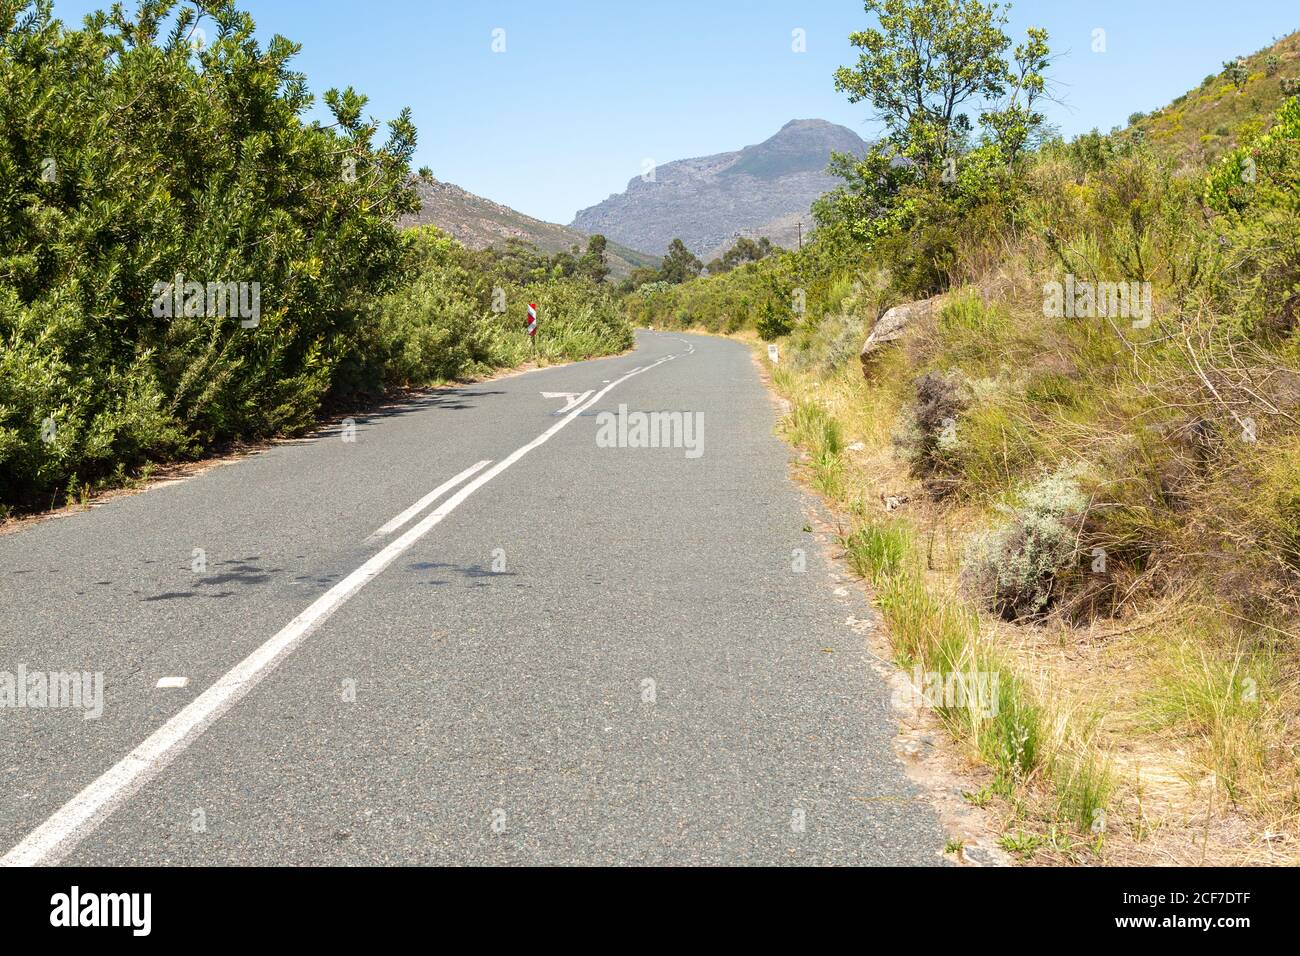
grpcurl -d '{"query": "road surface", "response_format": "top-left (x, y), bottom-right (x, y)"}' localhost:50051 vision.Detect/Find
top-left (0, 330), bottom-right (945, 865)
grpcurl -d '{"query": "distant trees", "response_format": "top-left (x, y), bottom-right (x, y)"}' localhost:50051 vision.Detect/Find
top-left (617, 266), bottom-right (662, 294)
top-left (579, 234), bottom-right (611, 284)
top-left (470, 234), bottom-right (609, 285)
top-left (658, 239), bottom-right (703, 283)
top-left (476, 239), bottom-right (555, 284)
top-left (613, 238), bottom-right (703, 293)
top-left (706, 235), bottom-right (776, 274)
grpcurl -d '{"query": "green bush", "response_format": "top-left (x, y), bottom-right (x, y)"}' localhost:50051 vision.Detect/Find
top-left (1205, 95), bottom-right (1300, 213)
top-left (1204, 96), bottom-right (1300, 339)
top-left (755, 299), bottom-right (792, 340)
top-left (340, 227), bottom-right (632, 393)
top-left (0, 0), bottom-right (416, 508)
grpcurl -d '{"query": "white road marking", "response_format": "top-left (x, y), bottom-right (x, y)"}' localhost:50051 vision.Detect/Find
top-left (539, 390), bottom-right (592, 415)
top-left (364, 460), bottom-right (490, 543)
top-left (155, 677), bottom-right (189, 689)
top-left (0, 352), bottom-right (676, 867)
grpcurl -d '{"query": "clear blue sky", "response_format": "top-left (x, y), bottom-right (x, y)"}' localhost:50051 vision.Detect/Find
top-left (49, 0), bottom-right (1300, 224)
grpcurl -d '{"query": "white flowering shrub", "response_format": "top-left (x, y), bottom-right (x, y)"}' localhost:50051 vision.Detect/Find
top-left (962, 468), bottom-right (1088, 619)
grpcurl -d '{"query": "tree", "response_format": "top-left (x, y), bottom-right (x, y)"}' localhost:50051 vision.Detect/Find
top-left (707, 236), bottom-right (774, 275)
top-left (1223, 57), bottom-right (1249, 93)
top-left (833, 0), bottom-right (1050, 169)
top-left (980, 25), bottom-right (1051, 162)
top-left (617, 265), bottom-right (661, 294)
top-left (658, 239), bottom-right (703, 284)
top-left (579, 234), bottom-right (610, 284)
top-left (721, 236), bottom-right (775, 272)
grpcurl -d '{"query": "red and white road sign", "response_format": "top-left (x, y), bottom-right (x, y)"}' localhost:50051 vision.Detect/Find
top-left (526, 303), bottom-right (537, 337)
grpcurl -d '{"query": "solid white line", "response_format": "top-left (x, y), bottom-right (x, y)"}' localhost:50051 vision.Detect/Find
top-left (0, 352), bottom-right (675, 867)
top-left (364, 460), bottom-right (491, 543)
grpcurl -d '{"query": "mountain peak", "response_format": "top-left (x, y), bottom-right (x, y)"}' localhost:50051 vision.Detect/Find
top-left (780, 117), bottom-right (837, 131)
top-left (570, 120), bottom-right (869, 258)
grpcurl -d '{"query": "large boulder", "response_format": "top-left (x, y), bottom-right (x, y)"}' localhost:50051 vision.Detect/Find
top-left (859, 296), bottom-right (940, 375)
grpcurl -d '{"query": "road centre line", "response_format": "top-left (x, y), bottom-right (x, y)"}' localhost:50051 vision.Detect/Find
top-left (364, 460), bottom-right (491, 542)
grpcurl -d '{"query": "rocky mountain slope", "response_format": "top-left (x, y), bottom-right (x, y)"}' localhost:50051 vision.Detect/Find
top-left (570, 119), bottom-right (869, 259)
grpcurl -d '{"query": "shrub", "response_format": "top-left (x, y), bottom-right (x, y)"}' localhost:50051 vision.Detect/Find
top-left (1205, 95), bottom-right (1300, 213)
top-left (961, 468), bottom-right (1089, 619)
top-left (755, 299), bottom-right (793, 340)
top-left (0, 4), bottom-right (634, 512)
top-left (896, 370), bottom-right (966, 495)
top-left (1204, 96), bottom-right (1300, 338)
top-left (0, 0), bottom-right (416, 508)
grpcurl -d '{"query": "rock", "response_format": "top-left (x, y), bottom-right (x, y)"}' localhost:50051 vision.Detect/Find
top-left (859, 296), bottom-right (941, 375)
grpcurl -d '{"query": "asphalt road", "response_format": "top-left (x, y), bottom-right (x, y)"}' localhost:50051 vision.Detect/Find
top-left (0, 330), bottom-right (946, 865)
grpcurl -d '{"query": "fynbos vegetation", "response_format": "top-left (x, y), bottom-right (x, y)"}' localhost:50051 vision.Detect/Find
top-left (630, 0), bottom-right (1300, 864)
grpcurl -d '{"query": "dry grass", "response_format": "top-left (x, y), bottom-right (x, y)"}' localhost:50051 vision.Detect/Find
top-left (761, 315), bottom-right (1300, 865)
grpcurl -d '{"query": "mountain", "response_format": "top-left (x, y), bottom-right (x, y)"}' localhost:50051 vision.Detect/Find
top-left (570, 119), bottom-right (870, 261)
top-left (400, 177), bottom-right (660, 279)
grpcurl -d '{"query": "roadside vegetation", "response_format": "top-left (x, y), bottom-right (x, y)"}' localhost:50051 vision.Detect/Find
top-left (0, 0), bottom-right (631, 516)
top-left (629, 0), bottom-right (1300, 864)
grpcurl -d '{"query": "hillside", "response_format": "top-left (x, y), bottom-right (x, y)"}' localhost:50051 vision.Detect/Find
top-left (400, 176), bottom-right (659, 279)
top-left (571, 119), bottom-right (869, 258)
top-left (625, 27), bottom-right (1300, 867)
top-left (1129, 30), bottom-right (1300, 166)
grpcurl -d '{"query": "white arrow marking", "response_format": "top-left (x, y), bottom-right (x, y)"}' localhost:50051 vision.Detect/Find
top-left (540, 390), bottom-right (592, 415)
